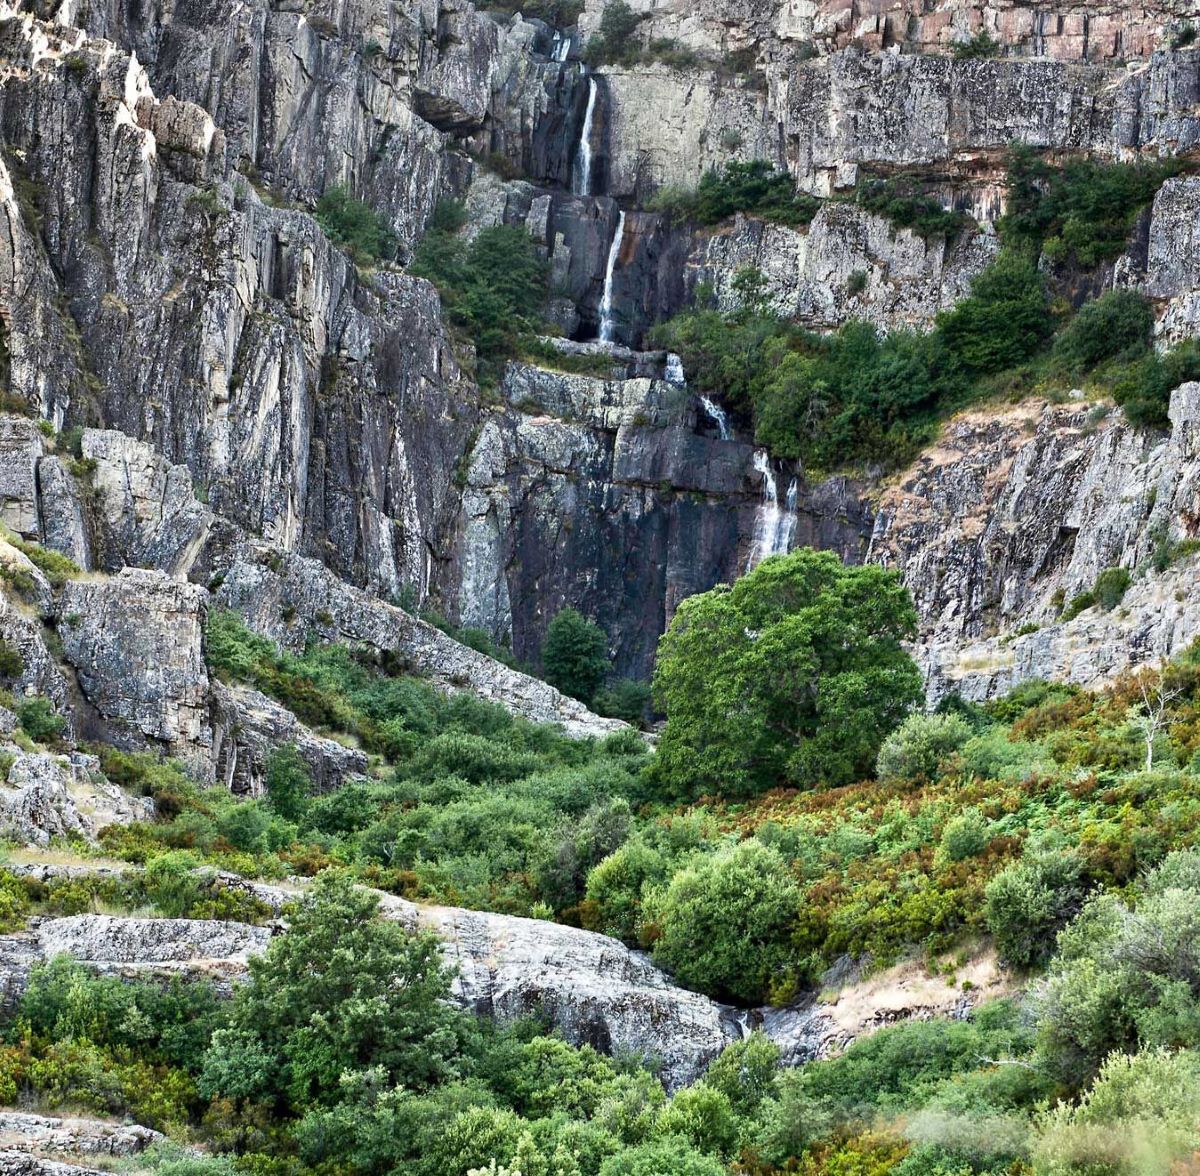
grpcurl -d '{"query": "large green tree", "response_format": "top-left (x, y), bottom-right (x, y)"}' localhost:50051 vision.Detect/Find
top-left (651, 548), bottom-right (922, 798)
top-left (199, 872), bottom-right (468, 1110)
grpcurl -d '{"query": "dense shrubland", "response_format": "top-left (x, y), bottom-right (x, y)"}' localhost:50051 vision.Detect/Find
top-left (5, 549), bottom-right (1200, 1170)
top-left (654, 151), bottom-right (1198, 470)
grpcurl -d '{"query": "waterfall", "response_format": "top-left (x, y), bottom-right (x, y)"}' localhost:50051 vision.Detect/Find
top-left (573, 76), bottom-right (598, 197)
top-left (597, 210), bottom-right (625, 344)
top-left (665, 352), bottom-right (685, 384)
top-left (747, 451), bottom-right (798, 570)
top-left (551, 31), bottom-right (571, 61)
top-left (699, 395), bottom-right (732, 441)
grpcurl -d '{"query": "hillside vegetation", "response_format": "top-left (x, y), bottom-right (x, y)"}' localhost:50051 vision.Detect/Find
top-left (3, 550), bottom-right (1199, 1173)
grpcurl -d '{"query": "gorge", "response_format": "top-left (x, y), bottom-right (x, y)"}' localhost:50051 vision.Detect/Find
top-left (1, 0), bottom-right (1200, 1170)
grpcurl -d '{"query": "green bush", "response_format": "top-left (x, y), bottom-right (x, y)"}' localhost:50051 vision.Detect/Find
top-left (200, 872), bottom-right (468, 1109)
top-left (411, 223), bottom-right (549, 385)
top-left (937, 808), bottom-right (990, 862)
top-left (541, 608), bottom-right (609, 704)
top-left (857, 174), bottom-right (968, 240)
top-left (651, 549), bottom-right (922, 798)
top-left (936, 251), bottom-right (1050, 374)
top-left (1034, 1047), bottom-right (1200, 1176)
top-left (315, 187), bottom-right (395, 262)
top-left (953, 30), bottom-right (1000, 58)
top-left (15, 696), bottom-right (65, 743)
top-left (1001, 147), bottom-right (1181, 267)
top-left (984, 848), bottom-right (1086, 968)
top-left (876, 712), bottom-right (972, 783)
top-left (582, 0), bottom-right (646, 66)
top-left (1037, 878), bottom-right (1200, 1088)
top-left (264, 743), bottom-right (312, 823)
top-left (592, 678), bottom-right (651, 726)
top-left (1094, 566), bottom-right (1132, 611)
top-left (0, 638), bottom-right (24, 679)
top-left (650, 161), bottom-right (820, 227)
top-left (1111, 338), bottom-right (1200, 431)
top-left (648, 840), bottom-right (800, 1003)
top-left (1053, 289), bottom-right (1154, 371)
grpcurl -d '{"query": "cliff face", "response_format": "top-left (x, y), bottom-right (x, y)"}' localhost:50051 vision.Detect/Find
top-left (2, 0), bottom-right (1200, 697)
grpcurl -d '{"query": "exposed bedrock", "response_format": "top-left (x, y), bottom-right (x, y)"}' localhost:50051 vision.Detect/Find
top-left (870, 382), bottom-right (1200, 700)
top-left (0, 893), bottom-right (1007, 1090)
top-left (456, 363), bottom-right (872, 677)
top-left (578, 0), bottom-right (1195, 66)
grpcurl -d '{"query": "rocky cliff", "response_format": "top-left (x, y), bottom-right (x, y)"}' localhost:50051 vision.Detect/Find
top-left (4, 0), bottom-right (1199, 686)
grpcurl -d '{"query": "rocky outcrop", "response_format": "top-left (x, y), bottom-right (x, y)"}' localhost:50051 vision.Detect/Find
top-left (0, 750), bottom-right (150, 845)
top-left (870, 383), bottom-right (1200, 700)
top-left (211, 682), bottom-right (369, 796)
top-left (0, 14), bottom-right (476, 604)
top-left (579, 0), bottom-right (1192, 65)
top-left (0, 1113), bottom-right (161, 1159)
top-left (684, 203), bottom-right (999, 331)
top-left (215, 545), bottom-right (629, 737)
top-left (59, 571), bottom-right (212, 760)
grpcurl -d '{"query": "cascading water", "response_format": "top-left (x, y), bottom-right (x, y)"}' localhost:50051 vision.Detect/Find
top-left (573, 76), bottom-right (598, 197)
top-left (699, 396), bottom-right (732, 441)
top-left (665, 352), bottom-right (685, 384)
top-left (747, 451), bottom-right (798, 570)
top-left (597, 210), bottom-right (625, 344)
top-left (551, 30), bottom-right (571, 61)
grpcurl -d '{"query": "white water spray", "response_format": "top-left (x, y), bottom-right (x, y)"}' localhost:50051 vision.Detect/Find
top-left (699, 395), bottom-right (732, 441)
top-left (551, 31), bottom-right (571, 61)
top-left (665, 352), bottom-right (685, 384)
top-left (747, 451), bottom-right (798, 570)
top-left (573, 76), bottom-right (598, 196)
top-left (598, 210), bottom-right (625, 344)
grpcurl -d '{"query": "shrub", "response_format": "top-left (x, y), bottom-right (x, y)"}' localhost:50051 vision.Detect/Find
top-left (876, 712), bottom-right (972, 783)
top-left (541, 608), bottom-right (609, 704)
top-left (936, 251), bottom-right (1050, 374)
top-left (649, 840), bottom-right (800, 1003)
top-left (652, 161), bottom-right (821, 227)
top-left (1093, 566), bottom-right (1131, 611)
top-left (938, 808), bottom-right (990, 862)
top-left (1001, 147), bottom-right (1180, 267)
top-left (8, 537), bottom-right (80, 585)
top-left (857, 174), bottom-right (968, 240)
top-left (582, 0), bottom-right (646, 66)
top-left (411, 223), bottom-right (549, 384)
top-left (1111, 338), bottom-right (1200, 431)
top-left (200, 872), bottom-right (468, 1109)
top-left (0, 638), bottom-right (24, 679)
top-left (1053, 289), bottom-right (1154, 371)
top-left (264, 743), bottom-right (312, 822)
top-left (984, 847), bottom-right (1086, 968)
top-left (15, 696), bottom-right (65, 743)
top-left (315, 186), bottom-right (395, 262)
top-left (592, 678), bottom-right (651, 725)
top-left (598, 1140), bottom-right (726, 1176)
top-left (953, 30), bottom-right (999, 58)
top-left (1037, 881), bottom-right (1200, 1088)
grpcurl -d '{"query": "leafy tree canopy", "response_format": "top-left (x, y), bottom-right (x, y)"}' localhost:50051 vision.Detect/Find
top-left (650, 548), bottom-right (922, 799)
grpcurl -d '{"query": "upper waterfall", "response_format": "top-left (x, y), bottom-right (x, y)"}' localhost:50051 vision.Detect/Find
top-left (573, 76), bottom-right (598, 197)
top-left (598, 210), bottom-right (626, 344)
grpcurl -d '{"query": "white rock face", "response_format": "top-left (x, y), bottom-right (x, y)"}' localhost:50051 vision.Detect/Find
top-left (690, 204), bottom-right (999, 331)
top-left (381, 895), bottom-right (736, 1089)
top-left (59, 571), bottom-right (212, 760)
top-left (0, 751), bottom-right (151, 846)
top-left (871, 384), bottom-right (1200, 700)
top-left (0, 1112), bottom-right (161, 1158)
